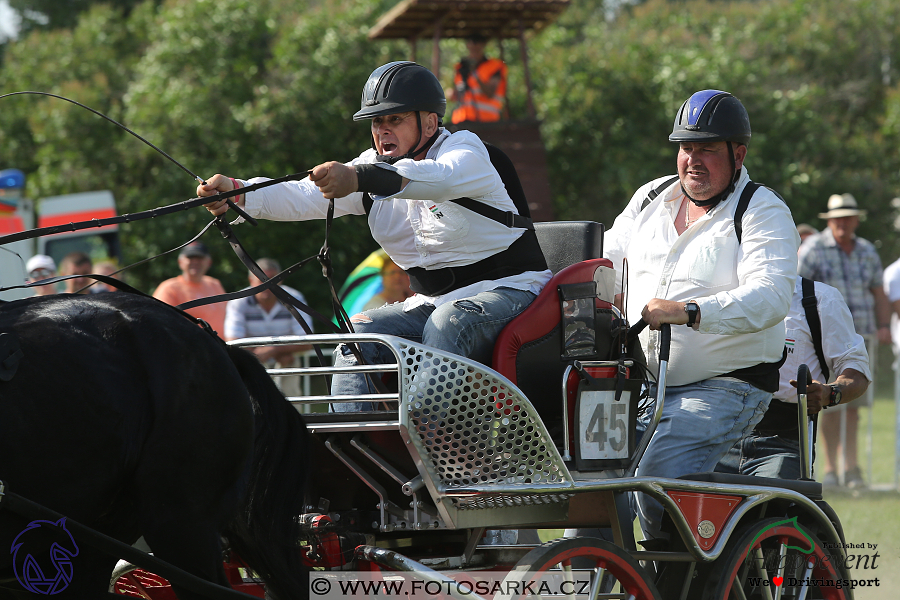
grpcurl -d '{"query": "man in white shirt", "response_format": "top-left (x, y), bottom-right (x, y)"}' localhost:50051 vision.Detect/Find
top-left (886, 257), bottom-right (900, 357)
top-left (200, 61), bottom-right (551, 411)
top-left (716, 277), bottom-right (870, 479)
top-left (604, 90), bottom-right (799, 544)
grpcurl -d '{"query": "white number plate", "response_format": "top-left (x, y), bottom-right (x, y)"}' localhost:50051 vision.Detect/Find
top-left (578, 390), bottom-right (630, 460)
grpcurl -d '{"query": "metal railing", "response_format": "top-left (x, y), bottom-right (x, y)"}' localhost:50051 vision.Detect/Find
top-left (228, 334), bottom-right (401, 413)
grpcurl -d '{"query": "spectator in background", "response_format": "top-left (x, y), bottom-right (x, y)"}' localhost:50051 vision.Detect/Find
top-left (798, 193), bottom-right (892, 488)
top-left (152, 241), bottom-right (226, 335)
top-left (716, 276), bottom-right (870, 479)
top-left (449, 32), bottom-right (507, 124)
top-left (224, 258), bottom-right (313, 365)
top-left (58, 251), bottom-right (92, 294)
top-left (90, 260), bottom-right (120, 293)
top-left (796, 223), bottom-right (818, 243)
top-left (26, 254), bottom-right (57, 296)
top-left (883, 255), bottom-right (900, 427)
top-left (362, 258), bottom-right (413, 311)
top-left (225, 258), bottom-right (313, 399)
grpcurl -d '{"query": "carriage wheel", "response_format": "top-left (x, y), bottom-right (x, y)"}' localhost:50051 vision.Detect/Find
top-left (701, 517), bottom-right (849, 600)
top-left (497, 537), bottom-right (661, 600)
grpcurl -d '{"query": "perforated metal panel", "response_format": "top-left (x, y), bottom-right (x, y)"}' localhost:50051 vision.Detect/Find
top-left (397, 342), bottom-right (572, 498)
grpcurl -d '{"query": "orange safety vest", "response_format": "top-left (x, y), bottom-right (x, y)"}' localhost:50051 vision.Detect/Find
top-left (451, 58), bottom-right (507, 124)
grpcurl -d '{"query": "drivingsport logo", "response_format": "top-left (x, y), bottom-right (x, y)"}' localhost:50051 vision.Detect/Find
top-left (748, 516), bottom-right (815, 558)
top-left (10, 518), bottom-right (80, 595)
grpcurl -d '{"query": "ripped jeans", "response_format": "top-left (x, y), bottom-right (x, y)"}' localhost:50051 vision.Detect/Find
top-left (331, 287), bottom-right (537, 411)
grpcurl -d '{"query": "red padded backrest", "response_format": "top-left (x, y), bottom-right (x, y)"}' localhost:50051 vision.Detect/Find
top-left (493, 259), bottom-right (613, 380)
top-left (492, 259), bottom-right (614, 402)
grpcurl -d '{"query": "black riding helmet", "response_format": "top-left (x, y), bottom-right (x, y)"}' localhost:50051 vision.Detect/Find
top-left (669, 90), bottom-right (751, 146)
top-left (353, 61), bottom-right (446, 121)
top-left (354, 62), bottom-right (446, 164)
top-left (669, 90), bottom-right (751, 207)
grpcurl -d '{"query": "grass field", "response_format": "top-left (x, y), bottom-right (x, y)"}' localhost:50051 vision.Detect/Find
top-left (821, 347), bottom-right (900, 599)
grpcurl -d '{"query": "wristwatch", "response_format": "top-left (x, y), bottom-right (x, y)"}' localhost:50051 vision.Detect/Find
top-left (684, 302), bottom-right (699, 328)
top-left (827, 384), bottom-right (842, 408)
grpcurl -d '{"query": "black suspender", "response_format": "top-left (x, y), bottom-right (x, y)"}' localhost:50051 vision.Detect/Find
top-left (639, 177), bottom-right (784, 245)
top-left (732, 182), bottom-right (759, 244)
top-left (361, 141), bottom-right (533, 230)
top-left (801, 277), bottom-right (830, 382)
top-left (639, 176), bottom-right (679, 212)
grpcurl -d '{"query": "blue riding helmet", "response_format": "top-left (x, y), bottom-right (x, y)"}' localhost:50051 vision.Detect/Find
top-left (669, 90), bottom-right (751, 147)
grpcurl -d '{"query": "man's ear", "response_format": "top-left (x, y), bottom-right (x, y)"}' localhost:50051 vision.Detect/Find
top-left (422, 112), bottom-right (439, 137)
top-left (734, 143), bottom-right (748, 170)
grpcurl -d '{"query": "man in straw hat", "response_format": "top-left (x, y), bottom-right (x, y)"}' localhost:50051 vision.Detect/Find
top-left (798, 192), bottom-right (891, 488)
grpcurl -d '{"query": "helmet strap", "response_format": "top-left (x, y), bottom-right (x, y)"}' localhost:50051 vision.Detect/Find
top-left (683, 141), bottom-right (740, 208)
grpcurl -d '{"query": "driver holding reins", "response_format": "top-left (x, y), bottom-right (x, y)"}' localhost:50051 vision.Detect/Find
top-left (201, 61), bottom-right (551, 411)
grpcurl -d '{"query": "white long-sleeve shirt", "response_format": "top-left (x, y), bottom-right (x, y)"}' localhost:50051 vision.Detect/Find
top-left (605, 169), bottom-right (800, 387)
top-left (777, 277), bottom-right (870, 402)
top-left (238, 129), bottom-right (551, 309)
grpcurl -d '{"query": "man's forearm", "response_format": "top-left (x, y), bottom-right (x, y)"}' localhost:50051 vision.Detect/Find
top-left (833, 368), bottom-right (869, 404)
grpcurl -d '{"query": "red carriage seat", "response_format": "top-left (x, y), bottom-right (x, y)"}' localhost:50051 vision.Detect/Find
top-left (493, 221), bottom-right (615, 436)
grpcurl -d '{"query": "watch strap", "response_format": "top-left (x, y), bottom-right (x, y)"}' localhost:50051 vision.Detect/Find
top-left (684, 302), bottom-right (699, 327)
top-left (828, 384), bottom-right (842, 408)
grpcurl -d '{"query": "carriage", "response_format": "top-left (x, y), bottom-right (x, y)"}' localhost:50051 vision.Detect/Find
top-left (101, 221), bottom-right (852, 600)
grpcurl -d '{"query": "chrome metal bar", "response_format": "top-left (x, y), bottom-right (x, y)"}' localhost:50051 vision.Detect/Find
top-left (562, 364), bottom-right (574, 461)
top-left (798, 387), bottom-right (812, 480)
top-left (625, 356), bottom-right (667, 477)
top-left (268, 364), bottom-right (398, 377)
top-left (290, 393), bottom-right (398, 405)
top-left (351, 435), bottom-right (413, 484)
top-left (324, 436), bottom-right (403, 531)
top-left (796, 559), bottom-right (814, 600)
top-left (774, 542), bottom-right (786, 600)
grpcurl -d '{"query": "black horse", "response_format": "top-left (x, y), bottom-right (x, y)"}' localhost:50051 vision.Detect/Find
top-left (0, 293), bottom-right (309, 599)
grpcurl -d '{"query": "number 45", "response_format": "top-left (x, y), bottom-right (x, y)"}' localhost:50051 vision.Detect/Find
top-left (585, 402), bottom-right (627, 452)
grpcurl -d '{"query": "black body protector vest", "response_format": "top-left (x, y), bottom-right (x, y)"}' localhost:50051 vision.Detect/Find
top-left (362, 141), bottom-right (548, 296)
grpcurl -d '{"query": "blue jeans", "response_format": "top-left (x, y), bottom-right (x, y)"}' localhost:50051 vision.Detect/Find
top-left (715, 433), bottom-right (808, 479)
top-left (634, 378), bottom-right (771, 540)
top-left (331, 287), bottom-right (537, 411)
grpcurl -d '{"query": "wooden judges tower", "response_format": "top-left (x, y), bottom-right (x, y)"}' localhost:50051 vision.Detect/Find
top-left (368, 0), bottom-right (570, 222)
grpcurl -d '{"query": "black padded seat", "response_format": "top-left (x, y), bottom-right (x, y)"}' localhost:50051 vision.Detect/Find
top-left (534, 221), bottom-right (604, 274)
top-left (679, 471), bottom-right (822, 500)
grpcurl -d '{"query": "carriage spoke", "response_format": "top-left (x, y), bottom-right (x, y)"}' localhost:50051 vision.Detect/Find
top-left (795, 559), bottom-right (815, 600)
top-left (773, 540), bottom-right (787, 600)
top-left (587, 566), bottom-right (606, 600)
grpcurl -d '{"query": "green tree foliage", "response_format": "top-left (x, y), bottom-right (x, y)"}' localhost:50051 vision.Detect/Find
top-left (7, 0), bottom-right (152, 35)
top-left (2, 0), bottom-right (900, 317)
top-left (1, 0), bottom-right (401, 314)
top-left (531, 0), bottom-right (900, 259)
